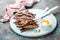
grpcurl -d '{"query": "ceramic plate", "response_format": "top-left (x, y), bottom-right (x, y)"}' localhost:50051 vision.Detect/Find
top-left (10, 9), bottom-right (57, 37)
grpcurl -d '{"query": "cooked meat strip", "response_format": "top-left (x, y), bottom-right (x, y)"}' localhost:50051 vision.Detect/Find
top-left (19, 20), bottom-right (28, 26)
top-left (14, 16), bottom-right (34, 20)
top-left (17, 25), bottom-right (23, 28)
top-left (15, 11), bottom-right (35, 19)
top-left (14, 10), bottom-right (39, 32)
top-left (27, 20), bottom-right (36, 24)
top-left (20, 28), bottom-right (31, 32)
top-left (23, 24), bottom-right (38, 29)
top-left (14, 19), bottom-right (28, 26)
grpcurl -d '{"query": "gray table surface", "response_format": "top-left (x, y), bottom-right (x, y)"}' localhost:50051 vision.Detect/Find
top-left (0, 0), bottom-right (60, 40)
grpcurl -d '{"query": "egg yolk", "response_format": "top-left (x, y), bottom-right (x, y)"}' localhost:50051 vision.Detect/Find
top-left (41, 19), bottom-right (51, 26)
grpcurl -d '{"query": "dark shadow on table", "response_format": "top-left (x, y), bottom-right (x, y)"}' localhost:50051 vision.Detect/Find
top-left (25, 2), bottom-right (37, 9)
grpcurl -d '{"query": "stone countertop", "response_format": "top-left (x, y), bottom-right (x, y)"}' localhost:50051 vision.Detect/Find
top-left (0, 0), bottom-right (60, 40)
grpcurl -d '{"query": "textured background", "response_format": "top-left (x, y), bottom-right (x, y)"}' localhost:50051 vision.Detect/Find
top-left (0, 0), bottom-right (60, 40)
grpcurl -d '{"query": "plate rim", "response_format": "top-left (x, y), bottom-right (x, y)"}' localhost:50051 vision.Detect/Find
top-left (10, 9), bottom-right (57, 37)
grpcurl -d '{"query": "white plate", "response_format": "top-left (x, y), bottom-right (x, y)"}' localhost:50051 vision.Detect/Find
top-left (10, 9), bottom-right (57, 37)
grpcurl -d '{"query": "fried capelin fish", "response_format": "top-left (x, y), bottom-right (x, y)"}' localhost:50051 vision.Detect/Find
top-left (14, 10), bottom-right (38, 32)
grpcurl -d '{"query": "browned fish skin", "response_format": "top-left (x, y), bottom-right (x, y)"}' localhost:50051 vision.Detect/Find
top-left (14, 10), bottom-right (38, 32)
